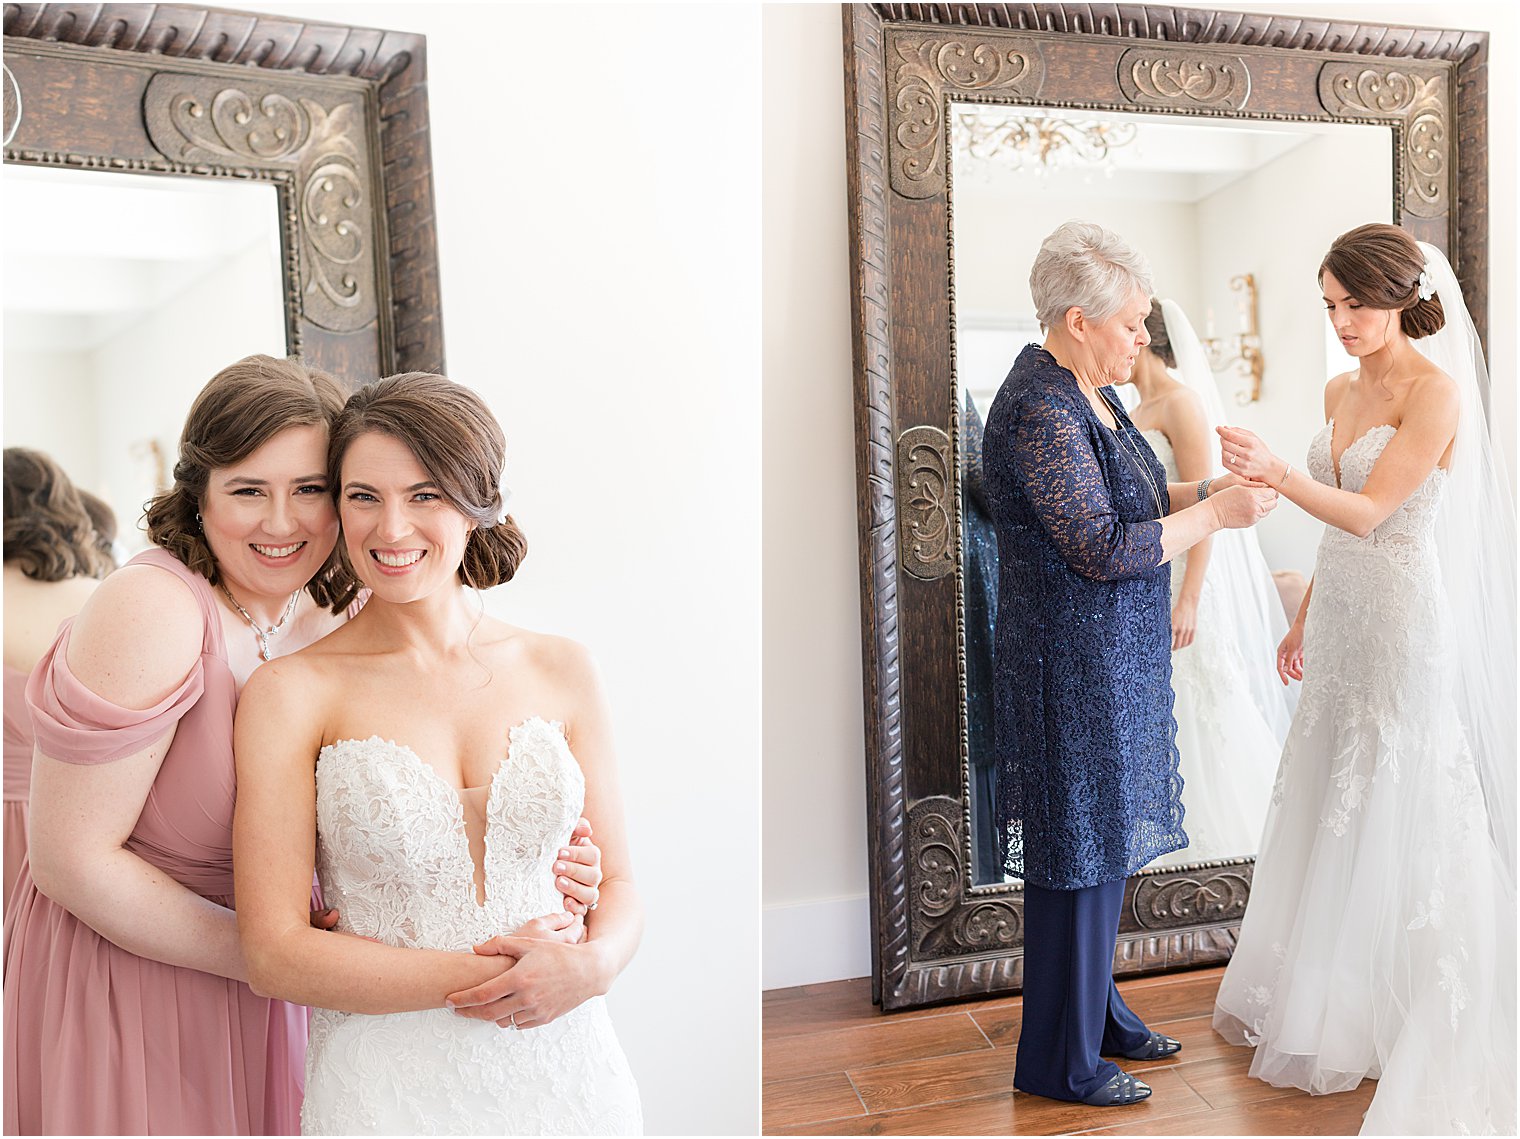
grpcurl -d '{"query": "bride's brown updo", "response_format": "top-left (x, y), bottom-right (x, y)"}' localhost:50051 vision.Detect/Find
top-left (326, 373), bottom-right (527, 605)
top-left (1320, 223), bottom-right (1446, 340)
top-left (1143, 300), bottom-right (1175, 368)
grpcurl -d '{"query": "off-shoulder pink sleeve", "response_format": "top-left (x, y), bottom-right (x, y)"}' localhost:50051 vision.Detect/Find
top-left (24, 619), bottom-right (205, 766)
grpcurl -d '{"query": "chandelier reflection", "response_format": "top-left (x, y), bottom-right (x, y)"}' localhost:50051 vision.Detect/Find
top-left (951, 110), bottom-right (1139, 176)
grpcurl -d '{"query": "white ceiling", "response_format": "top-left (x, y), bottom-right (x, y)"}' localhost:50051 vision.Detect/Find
top-left (950, 107), bottom-right (1378, 204)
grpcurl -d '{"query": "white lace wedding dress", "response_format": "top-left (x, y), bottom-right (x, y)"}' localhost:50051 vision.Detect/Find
top-left (301, 717), bottom-right (643, 1136)
top-left (1141, 429), bottom-right (1287, 867)
top-left (1213, 422), bottom-right (1515, 1135)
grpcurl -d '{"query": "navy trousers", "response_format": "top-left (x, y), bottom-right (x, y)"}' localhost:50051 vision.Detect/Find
top-left (1013, 877), bottom-right (1151, 1101)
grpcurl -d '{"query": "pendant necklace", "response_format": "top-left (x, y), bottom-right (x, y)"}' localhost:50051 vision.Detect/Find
top-left (220, 584), bottom-right (302, 662)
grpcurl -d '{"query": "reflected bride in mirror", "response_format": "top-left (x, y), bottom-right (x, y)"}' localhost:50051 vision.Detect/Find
top-left (1121, 299), bottom-right (1298, 869)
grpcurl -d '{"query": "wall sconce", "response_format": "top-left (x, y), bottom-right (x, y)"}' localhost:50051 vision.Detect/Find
top-left (1201, 273), bottom-right (1265, 405)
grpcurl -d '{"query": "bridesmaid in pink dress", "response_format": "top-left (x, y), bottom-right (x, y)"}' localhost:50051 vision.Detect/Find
top-left (2, 447), bottom-right (114, 911)
top-left (3, 357), bottom-right (606, 1134)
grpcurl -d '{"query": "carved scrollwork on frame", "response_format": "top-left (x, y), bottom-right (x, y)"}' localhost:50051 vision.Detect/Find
top-left (143, 75), bottom-right (378, 332)
top-left (887, 29), bottom-right (1043, 198)
top-left (1132, 866), bottom-right (1251, 930)
top-left (2, 64), bottom-right (20, 147)
top-left (1318, 64), bottom-right (1449, 218)
top-left (1118, 48), bottom-right (1250, 111)
top-left (909, 796), bottom-right (1023, 960)
top-left (896, 425), bottom-right (954, 580)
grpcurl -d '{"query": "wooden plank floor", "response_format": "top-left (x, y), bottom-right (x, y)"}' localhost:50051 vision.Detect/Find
top-left (762, 966), bottom-right (1377, 1135)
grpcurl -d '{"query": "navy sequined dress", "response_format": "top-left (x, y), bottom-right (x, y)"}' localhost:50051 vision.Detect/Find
top-left (983, 345), bottom-right (1185, 890)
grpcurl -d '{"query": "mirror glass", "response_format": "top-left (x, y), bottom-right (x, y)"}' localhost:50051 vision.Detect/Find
top-left (3, 164), bottom-right (287, 556)
top-left (950, 107), bottom-right (1394, 886)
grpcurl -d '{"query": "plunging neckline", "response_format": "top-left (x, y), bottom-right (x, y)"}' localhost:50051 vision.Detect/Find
top-left (1326, 417), bottom-right (1399, 489)
top-left (319, 716), bottom-right (570, 910)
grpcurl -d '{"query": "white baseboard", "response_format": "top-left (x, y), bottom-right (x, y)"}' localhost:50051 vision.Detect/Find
top-left (762, 894), bottom-right (872, 990)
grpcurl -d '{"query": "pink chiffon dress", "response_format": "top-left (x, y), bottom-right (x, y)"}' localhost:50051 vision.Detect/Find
top-left (3, 663), bottom-right (32, 913)
top-left (3, 548), bottom-right (308, 1135)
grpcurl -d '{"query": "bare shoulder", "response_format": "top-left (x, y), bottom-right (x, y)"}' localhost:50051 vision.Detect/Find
top-left (1324, 370), bottom-right (1354, 419)
top-left (1156, 384), bottom-right (1207, 428)
top-left (1408, 364), bottom-right (1459, 412)
top-left (506, 627), bottom-right (602, 687)
top-left (237, 649), bottom-right (335, 736)
top-left (65, 562), bottom-right (205, 708)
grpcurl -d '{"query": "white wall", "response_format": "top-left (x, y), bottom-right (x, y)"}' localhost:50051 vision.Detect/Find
top-left (89, 238), bottom-right (288, 550)
top-left (761, 0), bottom-right (1518, 991)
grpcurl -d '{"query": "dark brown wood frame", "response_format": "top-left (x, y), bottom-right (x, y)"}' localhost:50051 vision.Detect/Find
top-left (843, 2), bottom-right (1489, 1010)
top-left (3, 3), bottom-right (445, 385)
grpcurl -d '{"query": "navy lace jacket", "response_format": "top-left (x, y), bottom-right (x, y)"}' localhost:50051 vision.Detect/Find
top-left (983, 344), bottom-right (1186, 890)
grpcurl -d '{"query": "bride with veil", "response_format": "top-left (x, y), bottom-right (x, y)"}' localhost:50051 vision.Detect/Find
top-left (1210, 225), bottom-right (1515, 1135)
top-left (1121, 298), bottom-right (1297, 867)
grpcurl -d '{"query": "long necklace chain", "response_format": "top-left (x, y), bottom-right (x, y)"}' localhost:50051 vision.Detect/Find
top-left (219, 584), bottom-right (301, 662)
top-left (1098, 388), bottom-right (1166, 519)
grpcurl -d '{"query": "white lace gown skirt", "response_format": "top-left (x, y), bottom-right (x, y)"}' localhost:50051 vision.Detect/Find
top-left (302, 1000), bottom-right (642, 1136)
top-left (1212, 534), bottom-right (1515, 1134)
top-left (1149, 569), bottom-right (1280, 867)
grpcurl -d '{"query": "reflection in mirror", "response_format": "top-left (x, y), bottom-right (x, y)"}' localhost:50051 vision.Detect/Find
top-left (951, 108), bottom-right (1394, 886)
top-left (3, 165), bottom-right (286, 558)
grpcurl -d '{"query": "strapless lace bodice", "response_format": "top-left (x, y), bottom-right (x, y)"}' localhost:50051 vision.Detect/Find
top-left (1307, 421), bottom-right (1446, 559)
top-left (314, 717), bottom-right (580, 951)
top-left (1140, 428), bottom-right (1178, 481)
top-left (302, 717), bottom-right (642, 1136)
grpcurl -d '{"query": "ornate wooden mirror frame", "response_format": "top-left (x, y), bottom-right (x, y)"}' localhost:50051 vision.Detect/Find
top-left (843, 2), bottom-right (1488, 1010)
top-left (3, 3), bottom-right (445, 385)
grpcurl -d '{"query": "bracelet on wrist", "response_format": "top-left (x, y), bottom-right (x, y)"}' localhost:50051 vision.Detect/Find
top-left (1197, 477), bottom-right (1212, 502)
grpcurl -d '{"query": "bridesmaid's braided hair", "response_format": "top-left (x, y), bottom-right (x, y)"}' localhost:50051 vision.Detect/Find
top-left (325, 373), bottom-right (526, 608)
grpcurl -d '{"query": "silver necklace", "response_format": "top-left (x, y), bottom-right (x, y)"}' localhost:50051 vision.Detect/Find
top-left (1099, 389), bottom-right (1166, 519)
top-left (219, 584), bottom-right (301, 662)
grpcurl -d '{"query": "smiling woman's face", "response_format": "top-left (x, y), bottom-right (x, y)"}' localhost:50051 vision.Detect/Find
top-left (339, 430), bottom-right (473, 604)
top-left (200, 423), bottom-right (338, 605)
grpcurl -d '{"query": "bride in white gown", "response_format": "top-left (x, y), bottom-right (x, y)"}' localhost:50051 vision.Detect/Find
top-left (1122, 299), bottom-right (1297, 867)
top-left (234, 373), bottom-right (642, 1135)
top-left (1211, 226), bottom-right (1515, 1135)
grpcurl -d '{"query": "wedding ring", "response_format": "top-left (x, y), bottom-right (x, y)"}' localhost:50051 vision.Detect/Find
top-left (508, 1012), bottom-right (519, 1030)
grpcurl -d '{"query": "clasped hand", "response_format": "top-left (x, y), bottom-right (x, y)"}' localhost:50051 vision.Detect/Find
top-left (445, 934), bottom-right (608, 1031)
top-left (439, 817), bottom-right (606, 1030)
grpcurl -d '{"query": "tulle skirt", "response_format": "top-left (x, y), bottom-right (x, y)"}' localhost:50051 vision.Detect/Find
top-left (1213, 677), bottom-right (1515, 1133)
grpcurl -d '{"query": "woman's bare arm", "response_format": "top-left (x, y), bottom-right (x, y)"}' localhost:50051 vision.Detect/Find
top-left (27, 565), bottom-right (249, 980)
top-left (1220, 372), bottom-right (1457, 539)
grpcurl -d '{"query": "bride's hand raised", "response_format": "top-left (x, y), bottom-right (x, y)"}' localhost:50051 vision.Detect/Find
top-left (1217, 425), bottom-right (1289, 487)
top-left (445, 936), bottom-right (608, 1030)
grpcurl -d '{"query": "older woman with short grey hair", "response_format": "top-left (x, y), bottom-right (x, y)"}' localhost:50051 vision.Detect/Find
top-left (982, 220), bottom-right (1277, 1108)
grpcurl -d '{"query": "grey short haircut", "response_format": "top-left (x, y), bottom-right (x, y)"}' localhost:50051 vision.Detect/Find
top-left (1029, 220), bottom-right (1155, 329)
